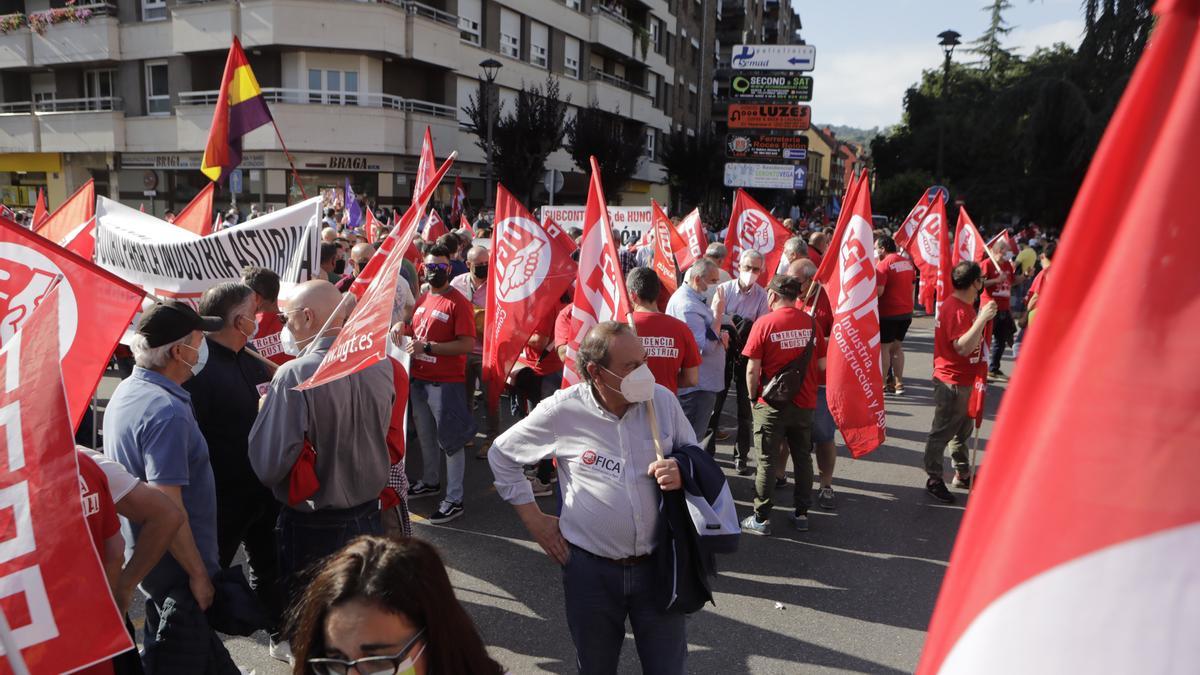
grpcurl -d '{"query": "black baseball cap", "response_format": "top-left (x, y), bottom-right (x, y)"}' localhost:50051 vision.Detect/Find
top-left (767, 274), bottom-right (803, 301)
top-left (137, 300), bottom-right (223, 347)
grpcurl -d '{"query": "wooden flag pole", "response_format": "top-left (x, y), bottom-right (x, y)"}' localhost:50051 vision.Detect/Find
top-left (627, 310), bottom-right (665, 462)
top-left (271, 119), bottom-right (308, 200)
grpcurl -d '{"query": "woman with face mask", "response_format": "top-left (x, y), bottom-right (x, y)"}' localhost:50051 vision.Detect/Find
top-left (287, 536), bottom-right (503, 675)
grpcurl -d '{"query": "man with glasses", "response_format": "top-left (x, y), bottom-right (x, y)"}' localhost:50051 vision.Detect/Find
top-left (708, 249), bottom-right (771, 472)
top-left (403, 246), bottom-right (478, 524)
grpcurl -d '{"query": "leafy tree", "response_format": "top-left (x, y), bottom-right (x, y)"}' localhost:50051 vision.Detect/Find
top-left (970, 0), bottom-right (1015, 73)
top-left (565, 104), bottom-right (644, 204)
top-left (660, 129), bottom-right (723, 222)
top-left (463, 76), bottom-right (570, 205)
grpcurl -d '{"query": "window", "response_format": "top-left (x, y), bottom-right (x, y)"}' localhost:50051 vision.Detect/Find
top-left (563, 36), bottom-right (581, 78)
top-left (308, 69), bottom-right (322, 103)
top-left (142, 0), bottom-right (166, 22)
top-left (458, 0), bottom-right (481, 45)
top-left (565, 0), bottom-right (581, 9)
top-left (344, 71), bottom-right (359, 106)
top-left (308, 69), bottom-right (360, 105)
top-left (691, 38), bottom-right (700, 67)
top-left (500, 9), bottom-right (521, 59)
top-left (644, 128), bottom-right (656, 161)
top-left (530, 22), bottom-right (549, 69)
top-left (650, 19), bottom-right (660, 53)
top-left (85, 69), bottom-right (116, 108)
top-left (647, 72), bottom-right (658, 108)
top-left (145, 61), bottom-right (169, 115)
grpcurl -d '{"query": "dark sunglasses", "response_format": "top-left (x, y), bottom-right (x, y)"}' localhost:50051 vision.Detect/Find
top-left (423, 263), bottom-right (450, 273)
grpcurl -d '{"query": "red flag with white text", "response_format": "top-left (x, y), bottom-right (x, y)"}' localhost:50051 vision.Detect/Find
top-left (919, 1), bottom-right (1200, 671)
top-left (953, 206), bottom-right (988, 265)
top-left (893, 189), bottom-right (940, 252)
top-left (413, 126), bottom-right (436, 198)
top-left (986, 229), bottom-right (1018, 258)
top-left (672, 207), bottom-right (707, 271)
top-left (650, 200), bottom-right (681, 308)
top-left (903, 191), bottom-right (947, 313)
top-left (35, 179), bottom-right (94, 246)
top-left (0, 216), bottom-right (144, 429)
top-left (424, 209), bottom-right (448, 241)
top-left (364, 207), bottom-right (382, 243)
top-left (483, 185), bottom-right (577, 411)
top-left (0, 287), bottom-right (134, 672)
top-left (813, 172), bottom-right (885, 456)
top-left (562, 157), bottom-right (632, 385)
top-left (450, 175), bottom-right (467, 224)
top-left (723, 189), bottom-right (789, 287)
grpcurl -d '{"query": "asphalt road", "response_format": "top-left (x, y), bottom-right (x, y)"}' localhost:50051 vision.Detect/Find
top-left (122, 315), bottom-right (1009, 674)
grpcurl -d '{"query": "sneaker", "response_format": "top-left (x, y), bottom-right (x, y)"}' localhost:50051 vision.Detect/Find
top-left (740, 513), bottom-right (771, 536)
top-left (883, 384), bottom-right (896, 395)
top-left (269, 638), bottom-right (293, 664)
top-left (988, 369), bottom-right (1008, 381)
top-left (735, 459), bottom-right (754, 476)
top-left (893, 380), bottom-right (906, 395)
top-left (952, 471), bottom-right (973, 489)
top-left (429, 500), bottom-right (464, 524)
top-left (407, 481), bottom-right (440, 498)
top-left (817, 486), bottom-right (837, 510)
top-left (775, 475), bottom-right (789, 488)
top-left (788, 511), bottom-right (810, 532)
top-left (527, 476), bottom-right (553, 497)
top-left (926, 477), bottom-right (956, 504)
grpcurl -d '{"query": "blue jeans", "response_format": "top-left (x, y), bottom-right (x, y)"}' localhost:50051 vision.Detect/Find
top-left (276, 502), bottom-right (382, 604)
top-left (680, 390), bottom-right (718, 450)
top-left (562, 544), bottom-right (686, 675)
top-left (411, 379), bottom-right (477, 503)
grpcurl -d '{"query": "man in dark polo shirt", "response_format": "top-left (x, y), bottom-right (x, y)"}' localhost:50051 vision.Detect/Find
top-left (183, 282), bottom-right (283, 647)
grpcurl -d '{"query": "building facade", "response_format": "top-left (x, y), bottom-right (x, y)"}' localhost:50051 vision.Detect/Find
top-left (0, 0), bottom-right (720, 216)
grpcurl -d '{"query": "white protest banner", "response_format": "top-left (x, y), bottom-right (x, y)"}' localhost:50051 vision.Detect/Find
top-left (540, 205), bottom-right (655, 248)
top-left (94, 196), bottom-right (320, 308)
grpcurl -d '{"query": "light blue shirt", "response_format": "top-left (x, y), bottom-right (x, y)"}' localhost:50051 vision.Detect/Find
top-left (716, 278), bottom-right (770, 323)
top-left (104, 367), bottom-right (219, 596)
top-left (667, 285), bottom-right (725, 394)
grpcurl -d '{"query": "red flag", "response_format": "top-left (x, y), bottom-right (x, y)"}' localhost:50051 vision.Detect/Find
top-left (200, 37), bottom-right (273, 183)
top-left (649, 200), bottom-right (681, 308)
top-left (32, 187), bottom-right (48, 229)
top-left (459, 214), bottom-right (474, 238)
top-left (0, 287), bottom-right (134, 671)
top-left (0, 216), bottom-right (144, 429)
top-left (483, 185), bottom-right (577, 411)
top-left (562, 157), bottom-right (632, 385)
top-left (672, 208), bottom-right (707, 271)
top-left (986, 229), bottom-right (1018, 258)
top-left (722, 189), bottom-right (790, 287)
top-left (424, 209), bottom-right (448, 241)
top-left (632, 226), bottom-right (653, 251)
top-left (543, 215), bottom-right (577, 251)
top-left (57, 216), bottom-right (97, 260)
top-left (364, 207), bottom-right (382, 243)
top-left (348, 154), bottom-right (456, 300)
top-left (813, 172), bottom-right (886, 456)
top-left (413, 126), bottom-right (436, 198)
top-left (966, 371), bottom-right (987, 427)
top-left (953, 206), bottom-right (988, 265)
top-left (918, 1), bottom-right (1200, 671)
top-left (173, 182), bottom-right (216, 236)
top-left (450, 174), bottom-right (466, 224)
top-left (35, 179), bottom-right (94, 246)
top-left (903, 191), bottom-right (948, 313)
top-left (893, 190), bottom-right (940, 252)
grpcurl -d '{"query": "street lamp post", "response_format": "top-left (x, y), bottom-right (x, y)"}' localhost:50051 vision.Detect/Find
top-left (935, 30), bottom-right (960, 183)
top-left (480, 58), bottom-right (502, 209)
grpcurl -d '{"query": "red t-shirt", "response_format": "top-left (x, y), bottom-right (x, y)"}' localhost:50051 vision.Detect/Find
top-left (518, 304), bottom-right (566, 376)
top-left (1027, 268), bottom-right (1048, 303)
top-left (875, 253), bottom-right (916, 317)
top-left (981, 259), bottom-right (1015, 311)
top-left (553, 303), bottom-right (574, 349)
top-left (807, 247), bottom-right (823, 268)
top-left (933, 295), bottom-right (984, 385)
top-left (252, 311), bottom-right (295, 366)
top-left (742, 306), bottom-right (825, 409)
top-left (78, 451), bottom-right (120, 550)
top-left (408, 288), bottom-right (475, 382)
top-left (631, 311), bottom-right (701, 393)
top-left (802, 289), bottom-right (834, 386)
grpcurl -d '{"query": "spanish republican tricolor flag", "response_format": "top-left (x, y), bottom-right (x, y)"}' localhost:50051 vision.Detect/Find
top-left (201, 37), bottom-right (273, 182)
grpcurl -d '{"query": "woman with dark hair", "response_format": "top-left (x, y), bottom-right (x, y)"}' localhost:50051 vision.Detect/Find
top-left (287, 536), bottom-right (504, 675)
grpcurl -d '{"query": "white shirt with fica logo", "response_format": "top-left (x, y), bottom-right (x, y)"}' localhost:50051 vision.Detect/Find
top-left (488, 382), bottom-right (697, 560)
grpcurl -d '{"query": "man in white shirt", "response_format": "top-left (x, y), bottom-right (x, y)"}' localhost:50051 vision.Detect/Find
top-left (488, 321), bottom-right (694, 675)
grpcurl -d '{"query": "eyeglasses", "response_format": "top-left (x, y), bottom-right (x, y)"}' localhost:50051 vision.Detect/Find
top-left (277, 308), bottom-right (305, 327)
top-left (423, 263), bottom-right (450, 273)
top-left (307, 629), bottom-right (425, 675)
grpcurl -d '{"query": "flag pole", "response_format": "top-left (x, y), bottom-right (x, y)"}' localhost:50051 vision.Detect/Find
top-left (0, 607), bottom-right (31, 675)
top-left (271, 119), bottom-right (308, 200)
top-left (627, 316), bottom-right (666, 462)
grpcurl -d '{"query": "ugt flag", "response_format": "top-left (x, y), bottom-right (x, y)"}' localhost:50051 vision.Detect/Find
top-left (918, 0), bottom-right (1200, 672)
top-left (903, 190), bottom-right (947, 313)
top-left (649, 200), bottom-right (681, 309)
top-left (201, 37), bottom-right (273, 183)
top-left (813, 172), bottom-right (885, 457)
top-left (953, 206), bottom-right (988, 265)
top-left (483, 185), bottom-right (576, 412)
top-left (672, 207), bottom-right (707, 272)
top-left (563, 157), bottom-right (631, 385)
top-left (723, 189), bottom-right (789, 287)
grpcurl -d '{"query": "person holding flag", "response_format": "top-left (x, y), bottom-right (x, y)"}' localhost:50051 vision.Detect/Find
top-left (923, 261), bottom-right (996, 503)
top-left (875, 234), bottom-right (917, 394)
top-left (980, 236), bottom-right (1024, 379)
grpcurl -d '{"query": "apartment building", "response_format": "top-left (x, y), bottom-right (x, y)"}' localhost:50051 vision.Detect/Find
top-left (0, 0), bottom-right (713, 215)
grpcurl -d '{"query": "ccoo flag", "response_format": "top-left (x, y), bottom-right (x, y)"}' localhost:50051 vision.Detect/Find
top-left (201, 37), bottom-right (274, 183)
top-left (918, 0), bottom-right (1200, 673)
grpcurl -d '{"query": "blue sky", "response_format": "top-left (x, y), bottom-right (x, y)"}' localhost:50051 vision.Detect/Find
top-left (794, 0), bottom-right (1086, 129)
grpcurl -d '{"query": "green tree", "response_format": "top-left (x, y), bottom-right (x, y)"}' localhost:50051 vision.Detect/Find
top-left (463, 76), bottom-right (570, 205)
top-left (565, 104), bottom-right (644, 204)
top-left (970, 0), bottom-right (1015, 73)
top-left (660, 129), bottom-right (723, 222)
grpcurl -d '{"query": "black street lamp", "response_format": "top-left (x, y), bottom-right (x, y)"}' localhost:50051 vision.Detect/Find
top-left (935, 30), bottom-right (960, 183)
top-left (480, 58), bottom-right (503, 208)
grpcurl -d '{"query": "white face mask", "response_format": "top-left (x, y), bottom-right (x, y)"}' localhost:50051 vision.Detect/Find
top-left (237, 314), bottom-right (259, 340)
top-left (602, 363), bottom-right (656, 403)
top-left (739, 269), bottom-right (760, 287)
top-left (280, 325), bottom-right (302, 356)
top-left (179, 340), bottom-right (208, 377)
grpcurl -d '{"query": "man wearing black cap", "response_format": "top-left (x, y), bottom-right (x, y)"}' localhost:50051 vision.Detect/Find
top-left (103, 300), bottom-right (232, 667)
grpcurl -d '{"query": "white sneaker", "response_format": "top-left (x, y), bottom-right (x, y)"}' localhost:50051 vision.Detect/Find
top-left (269, 638), bottom-right (294, 665)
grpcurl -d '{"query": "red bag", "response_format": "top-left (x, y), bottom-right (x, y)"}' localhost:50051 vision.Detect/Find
top-left (287, 436), bottom-right (320, 506)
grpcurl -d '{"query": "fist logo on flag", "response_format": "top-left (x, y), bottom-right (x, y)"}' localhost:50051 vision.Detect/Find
top-left (917, 210), bottom-right (942, 265)
top-left (0, 243), bottom-right (78, 356)
top-left (737, 209), bottom-right (776, 255)
top-left (494, 216), bottom-right (551, 303)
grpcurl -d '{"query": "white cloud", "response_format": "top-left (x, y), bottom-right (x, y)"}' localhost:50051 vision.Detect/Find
top-left (812, 43), bottom-right (938, 129)
top-left (1008, 18), bottom-right (1085, 55)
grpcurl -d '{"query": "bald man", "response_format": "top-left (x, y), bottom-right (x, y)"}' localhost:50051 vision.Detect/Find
top-left (807, 232), bottom-right (828, 267)
top-left (248, 280), bottom-right (395, 611)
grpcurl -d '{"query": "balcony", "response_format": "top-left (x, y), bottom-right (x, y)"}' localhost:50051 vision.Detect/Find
top-left (0, 21), bottom-right (32, 68)
top-left (590, 5), bottom-right (635, 54)
top-left (588, 67), bottom-right (649, 116)
top-left (177, 88), bottom-right (457, 155)
top-left (36, 97), bottom-right (125, 152)
top-left (31, 3), bottom-right (120, 66)
top-left (0, 104), bottom-right (38, 153)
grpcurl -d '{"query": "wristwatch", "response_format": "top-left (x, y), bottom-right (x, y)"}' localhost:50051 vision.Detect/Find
top-left (422, 341), bottom-right (433, 355)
